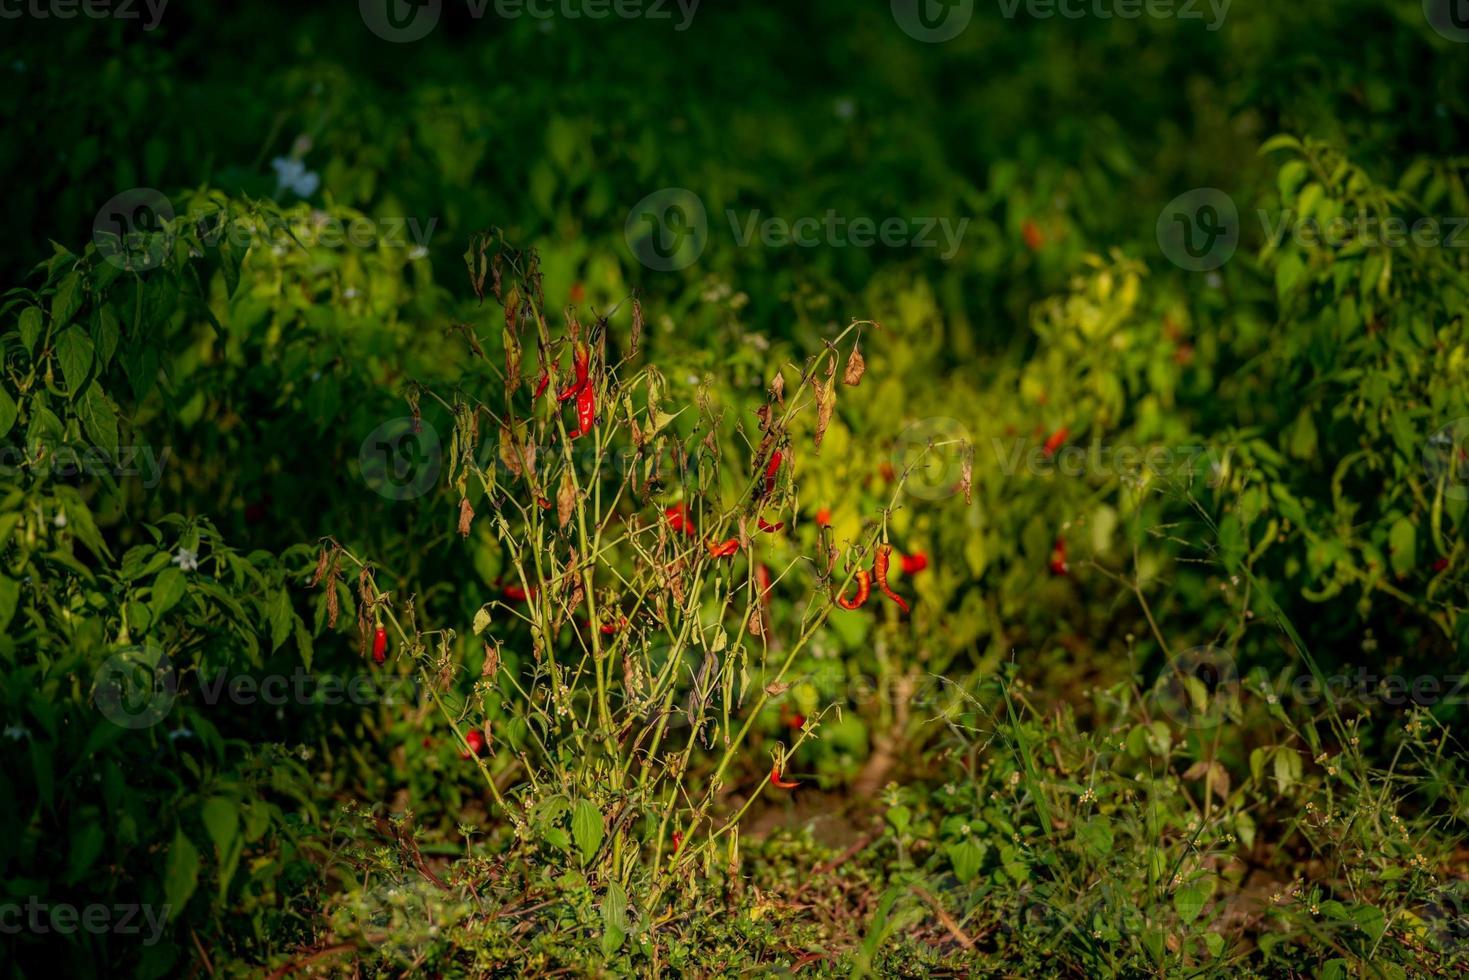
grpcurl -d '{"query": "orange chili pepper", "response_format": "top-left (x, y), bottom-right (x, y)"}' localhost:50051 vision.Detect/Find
top-left (836, 570), bottom-right (871, 610)
top-left (707, 538), bottom-right (741, 558)
top-left (1042, 426), bottom-right (1069, 459)
top-left (815, 508), bottom-right (831, 527)
top-left (770, 766), bottom-right (800, 790)
top-left (900, 551), bottom-right (928, 575)
top-left (873, 544), bottom-right (910, 614)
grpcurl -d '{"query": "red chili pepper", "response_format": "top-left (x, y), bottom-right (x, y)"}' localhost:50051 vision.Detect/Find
top-left (757, 517), bottom-right (784, 533)
top-left (502, 583), bottom-right (534, 602)
top-left (670, 831), bottom-right (683, 853)
top-left (836, 570), bottom-right (871, 610)
top-left (1023, 218), bottom-right (1045, 251)
top-left (770, 766), bottom-right (800, 790)
top-left (372, 625), bottom-right (387, 664)
top-left (756, 563), bottom-right (773, 599)
top-left (599, 616), bottom-right (629, 635)
top-left (460, 729), bottom-right (486, 760)
top-left (558, 345), bottom-right (590, 402)
top-left (1042, 426), bottom-right (1069, 459)
top-left (569, 383), bottom-right (596, 439)
top-left (707, 538), bottom-right (741, 558)
top-left (878, 462), bottom-right (895, 482)
top-left (815, 509), bottom-right (831, 528)
top-left (1433, 557), bottom-right (1450, 573)
top-left (1049, 536), bottom-right (1069, 576)
top-left (537, 496), bottom-right (552, 510)
top-left (665, 504), bottom-right (696, 537)
top-left (900, 552), bottom-right (929, 575)
top-left (532, 371), bottom-right (551, 400)
top-left (873, 544), bottom-right (910, 614)
top-left (789, 713), bottom-right (805, 730)
top-left (763, 450), bottom-right (783, 497)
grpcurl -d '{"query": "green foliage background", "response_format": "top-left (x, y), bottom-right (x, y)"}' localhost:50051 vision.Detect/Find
top-left (1, 1), bottom-right (1467, 976)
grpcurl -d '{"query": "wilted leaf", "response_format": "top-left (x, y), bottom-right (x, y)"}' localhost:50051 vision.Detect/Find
top-left (842, 345), bottom-right (866, 386)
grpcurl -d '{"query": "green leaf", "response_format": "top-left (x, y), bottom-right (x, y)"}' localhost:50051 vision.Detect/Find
top-left (1078, 816), bottom-right (1114, 857)
top-left (201, 797), bottom-right (238, 855)
top-left (150, 567), bottom-right (189, 622)
top-left (946, 839), bottom-right (985, 883)
top-left (19, 306), bottom-right (43, 353)
top-left (571, 799), bottom-right (604, 864)
top-left (66, 820), bottom-right (106, 881)
top-left (79, 385), bottom-right (120, 458)
top-left (163, 829), bottom-right (200, 913)
top-left (50, 270), bottom-right (84, 329)
top-left (0, 386), bottom-right (16, 440)
top-left (266, 588), bottom-right (292, 652)
top-left (1173, 876), bottom-right (1212, 924)
top-left (1389, 518), bottom-right (1416, 578)
top-left (0, 576), bottom-right (18, 632)
top-left (55, 324), bottom-right (96, 397)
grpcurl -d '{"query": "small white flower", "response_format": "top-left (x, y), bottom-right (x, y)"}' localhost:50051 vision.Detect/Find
top-left (343, 287), bottom-right (360, 299)
top-left (271, 156), bottom-right (320, 198)
top-left (408, 245), bottom-right (429, 261)
top-left (3, 724), bottom-right (31, 741)
top-left (172, 547), bottom-right (200, 572)
top-left (53, 511), bottom-right (67, 528)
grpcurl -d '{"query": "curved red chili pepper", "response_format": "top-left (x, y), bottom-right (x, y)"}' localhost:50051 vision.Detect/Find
top-left (707, 538), bottom-right (740, 558)
top-left (873, 544), bottom-right (910, 614)
top-left (372, 625), bottom-right (387, 664)
top-left (671, 831), bottom-right (683, 853)
top-left (770, 765), bottom-right (800, 790)
top-left (763, 450), bottom-right (783, 496)
top-left (665, 504), bottom-right (697, 537)
top-left (836, 570), bottom-right (871, 610)
top-left (1042, 426), bottom-right (1069, 459)
top-left (558, 345), bottom-right (590, 402)
top-left (532, 371), bottom-right (551, 400)
top-left (569, 383), bottom-right (596, 439)
top-left (757, 517), bottom-right (784, 533)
